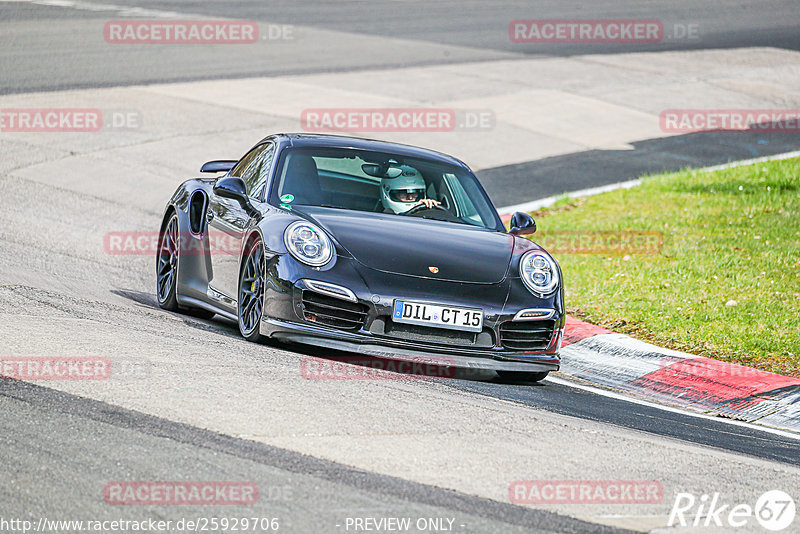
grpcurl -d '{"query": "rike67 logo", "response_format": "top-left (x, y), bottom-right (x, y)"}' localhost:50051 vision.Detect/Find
top-left (669, 490), bottom-right (796, 531)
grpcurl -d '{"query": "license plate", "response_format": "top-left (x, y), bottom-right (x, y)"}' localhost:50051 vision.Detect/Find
top-left (392, 300), bottom-right (483, 333)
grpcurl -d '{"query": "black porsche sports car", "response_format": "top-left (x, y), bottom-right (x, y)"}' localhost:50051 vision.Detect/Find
top-left (156, 134), bottom-right (564, 381)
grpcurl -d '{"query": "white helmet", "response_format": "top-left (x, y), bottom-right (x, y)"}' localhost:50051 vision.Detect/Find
top-left (380, 166), bottom-right (426, 213)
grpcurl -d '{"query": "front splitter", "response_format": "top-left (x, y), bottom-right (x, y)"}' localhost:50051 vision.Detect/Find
top-left (262, 318), bottom-right (560, 373)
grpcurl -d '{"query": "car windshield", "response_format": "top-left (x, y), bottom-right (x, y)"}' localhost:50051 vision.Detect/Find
top-left (269, 147), bottom-right (502, 230)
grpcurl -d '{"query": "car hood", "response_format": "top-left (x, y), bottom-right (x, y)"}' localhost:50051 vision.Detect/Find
top-left (299, 207), bottom-right (513, 284)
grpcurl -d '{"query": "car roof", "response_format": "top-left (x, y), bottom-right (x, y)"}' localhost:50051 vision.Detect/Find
top-left (265, 133), bottom-right (470, 169)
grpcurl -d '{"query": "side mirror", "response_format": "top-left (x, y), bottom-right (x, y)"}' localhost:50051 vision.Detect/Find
top-left (201, 160), bottom-right (237, 173)
top-left (212, 175), bottom-right (248, 202)
top-left (213, 176), bottom-right (259, 217)
top-left (509, 211), bottom-right (536, 236)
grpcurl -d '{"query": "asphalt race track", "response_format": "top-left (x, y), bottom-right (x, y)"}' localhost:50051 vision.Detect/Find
top-left (1, 1), bottom-right (799, 533)
top-left (4, 0), bottom-right (800, 93)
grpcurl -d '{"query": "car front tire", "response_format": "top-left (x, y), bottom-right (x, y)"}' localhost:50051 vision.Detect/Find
top-left (238, 236), bottom-right (268, 343)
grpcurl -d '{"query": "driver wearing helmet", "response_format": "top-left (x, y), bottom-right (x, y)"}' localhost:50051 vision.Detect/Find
top-left (379, 165), bottom-right (441, 214)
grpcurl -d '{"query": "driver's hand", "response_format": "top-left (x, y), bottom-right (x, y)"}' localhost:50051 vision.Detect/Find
top-left (415, 198), bottom-right (441, 209)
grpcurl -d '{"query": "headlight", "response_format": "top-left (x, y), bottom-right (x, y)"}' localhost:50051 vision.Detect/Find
top-left (284, 221), bottom-right (334, 267)
top-left (520, 251), bottom-right (559, 295)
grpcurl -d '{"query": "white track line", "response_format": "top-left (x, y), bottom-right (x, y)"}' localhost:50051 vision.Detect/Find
top-left (700, 150), bottom-right (800, 172)
top-left (496, 149), bottom-right (800, 215)
top-left (498, 179), bottom-right (642, 214)
top-left (546, 375), bottom-right (800, 440)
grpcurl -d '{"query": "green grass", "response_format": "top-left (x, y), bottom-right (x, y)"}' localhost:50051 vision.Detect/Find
top-left (527, 156), bottom-right (800, 376)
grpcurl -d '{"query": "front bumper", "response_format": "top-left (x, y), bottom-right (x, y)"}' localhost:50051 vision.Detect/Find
top-left (262, 316), bottom-right (561, 373)
top-left (258, 255), bottom-right (564, 372)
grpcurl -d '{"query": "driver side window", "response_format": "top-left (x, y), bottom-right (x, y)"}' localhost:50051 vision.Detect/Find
top-left (230, 145), bottom-right (262, 178)
top-left (243, 143), bottom-right (275, 200)
top-left (230, 143), bottom-right (276, 200)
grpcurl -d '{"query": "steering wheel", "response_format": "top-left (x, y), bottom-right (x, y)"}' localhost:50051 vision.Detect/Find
top-left (405, 203), bottom-right (449, 215)
top-left (404, 203), bottom-right (464, 224)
